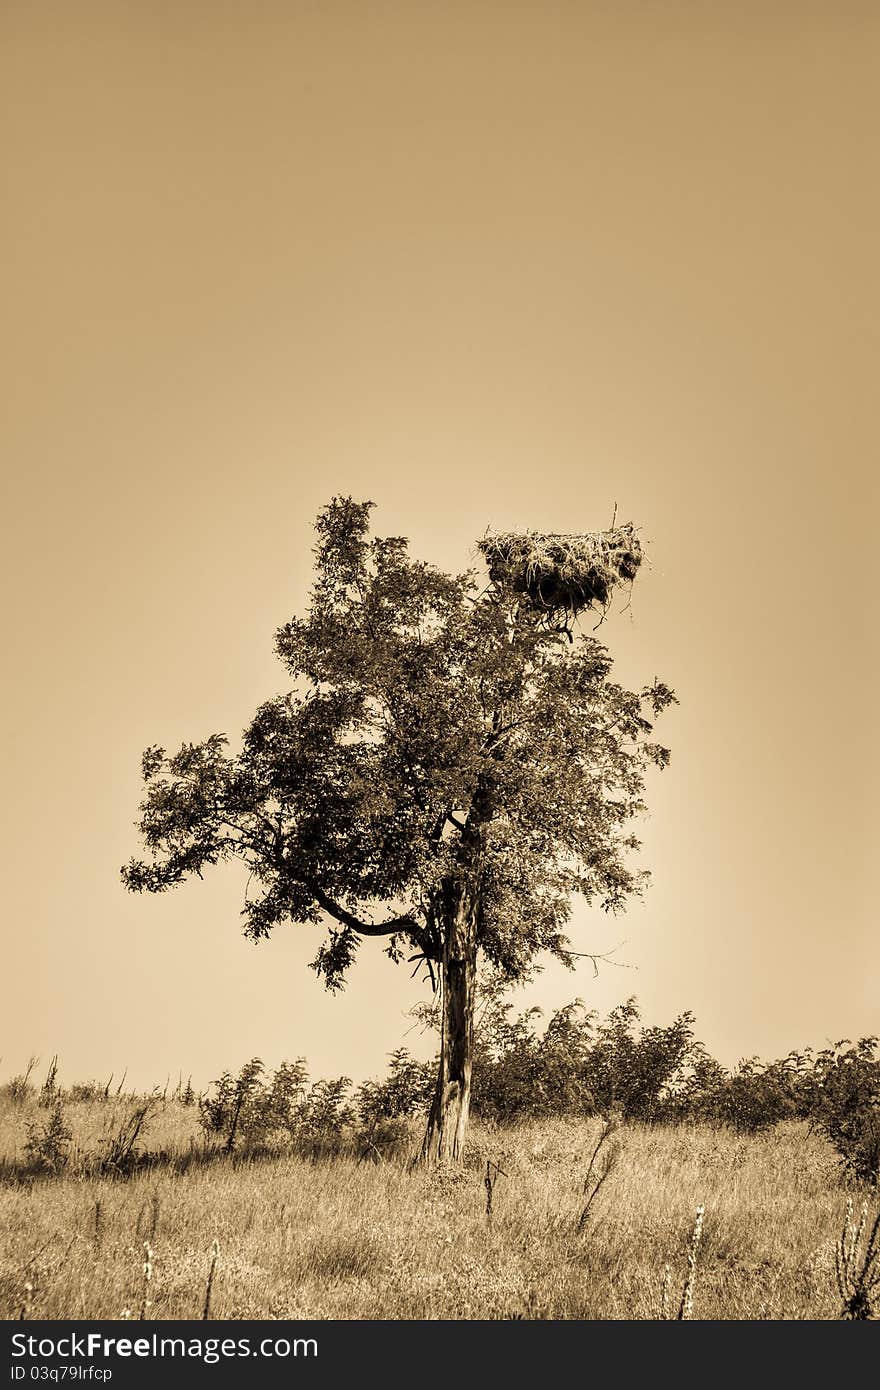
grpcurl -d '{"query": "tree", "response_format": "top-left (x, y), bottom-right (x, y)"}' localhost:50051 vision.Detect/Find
top-left (122, 497), bottom-right (675, 1162)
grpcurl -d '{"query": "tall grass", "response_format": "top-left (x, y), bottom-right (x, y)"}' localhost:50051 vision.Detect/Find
top-left (0, 1087), bottom-right (869, 1319)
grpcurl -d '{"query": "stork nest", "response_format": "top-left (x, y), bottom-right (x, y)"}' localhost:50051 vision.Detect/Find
top-left (478, 524), bottom-right (642, 625)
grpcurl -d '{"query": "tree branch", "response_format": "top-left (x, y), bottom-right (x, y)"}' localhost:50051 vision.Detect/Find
top-left (306, 880), bottom-right (422, 940)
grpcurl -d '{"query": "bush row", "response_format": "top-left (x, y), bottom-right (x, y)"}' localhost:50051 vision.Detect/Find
top-left (5, 995), bottom-right (877, 1183)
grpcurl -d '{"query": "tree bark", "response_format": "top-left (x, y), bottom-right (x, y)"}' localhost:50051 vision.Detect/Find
top-left (420, 884), bottom-right (478, 1164)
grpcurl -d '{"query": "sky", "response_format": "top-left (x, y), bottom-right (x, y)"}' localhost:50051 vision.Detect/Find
top-left (2, 1), bottom-right (877, 1092)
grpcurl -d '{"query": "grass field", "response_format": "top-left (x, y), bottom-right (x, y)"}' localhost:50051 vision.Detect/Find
top-left (1, 1089), bottom-right (871, 1321)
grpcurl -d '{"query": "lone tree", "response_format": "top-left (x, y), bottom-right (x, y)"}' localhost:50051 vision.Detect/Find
top-left (122, 498), bottom-right (675, 1162)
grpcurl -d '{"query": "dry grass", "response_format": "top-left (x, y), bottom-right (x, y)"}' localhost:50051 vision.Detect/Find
top-left (0, 1091), bottom-right (865, 1320)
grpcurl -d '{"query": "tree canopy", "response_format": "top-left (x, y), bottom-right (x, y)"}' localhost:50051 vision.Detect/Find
top-left (123, 497), bottom-right (675, 1159)
top-left (123, 496), bottom-right (675, 989)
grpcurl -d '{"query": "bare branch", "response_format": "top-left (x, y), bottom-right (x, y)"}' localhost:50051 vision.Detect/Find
top-left (306, 880), bottom-right (422, 941)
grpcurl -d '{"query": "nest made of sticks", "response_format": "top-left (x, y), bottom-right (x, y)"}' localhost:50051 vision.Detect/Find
top-left (478, 523), bottom-right (643, 623)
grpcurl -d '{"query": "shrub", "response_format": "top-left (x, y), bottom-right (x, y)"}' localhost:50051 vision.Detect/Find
top-left (264, 1060), bottom-right (310, 1132)
top-left (353, 1049), bottom-right (434, 1156)
top-left (221, 1059), bottom-right (266, 1153)
top-left (812, 1040), bottom-right (880, 1184)
top-left (198, 1059), bottom-right (354, 1152)
top-left (198, 1069), bottom-right (239, 1136)
top-left (470, 995), bottom-right (703, 1124)
top-left (580, 1000), bottom-right (702, 1121)
top-left (24, 1101), bottom-right (72, 1173)
top-left (354, 1049), bottom-right (434, 1130)
top-left (296, 1077), bottom-right (354, 1138)
top-left (472, 999), bottom-right (596, 1121)
top-left (699, 1057), bottom-right (804, 1133)
top-left (66, 1081), bottom-right (104, 1103)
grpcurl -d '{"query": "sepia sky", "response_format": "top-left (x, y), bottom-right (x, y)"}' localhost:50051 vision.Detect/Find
top-left (2, 1), bottom-right (877, 1091)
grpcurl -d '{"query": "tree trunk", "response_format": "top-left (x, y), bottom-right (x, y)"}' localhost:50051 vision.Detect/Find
top-left (421, 886), bottom-right (478, 1164)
